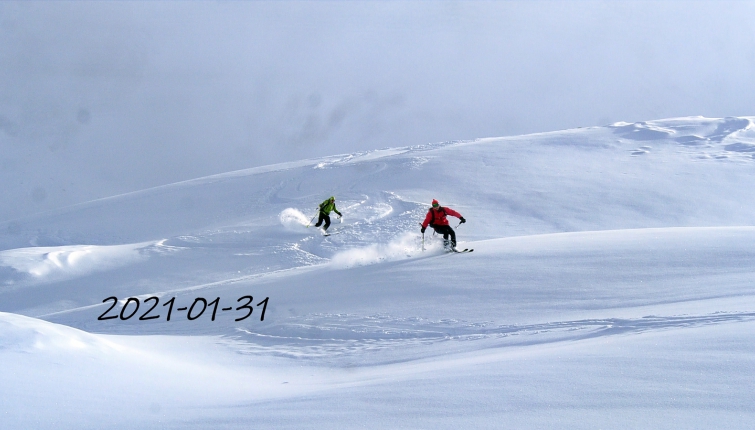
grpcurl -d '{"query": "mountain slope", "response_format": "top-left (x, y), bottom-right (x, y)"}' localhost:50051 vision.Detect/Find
top-left (2, 116), bottom-right (755, 429)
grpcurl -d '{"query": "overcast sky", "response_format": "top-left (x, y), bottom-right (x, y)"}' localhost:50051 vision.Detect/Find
top-left (1, 1), bottom-right (755, 220)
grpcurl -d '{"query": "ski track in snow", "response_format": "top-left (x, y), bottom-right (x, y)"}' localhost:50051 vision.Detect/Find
top-left (223, 310), bottom-right (755, 366)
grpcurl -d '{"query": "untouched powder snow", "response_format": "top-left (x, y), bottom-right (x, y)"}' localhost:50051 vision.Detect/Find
top-left (1, 117), bottom-right (755, 429)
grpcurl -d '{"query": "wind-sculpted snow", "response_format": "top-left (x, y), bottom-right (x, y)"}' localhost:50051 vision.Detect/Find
top-left (0, 242), bottom-right (154, 283)
top-left (3, 117), bottom-right (755, 428)
top-left (611, 121), bottom-right (676, 141)
top-left (611, 116), bottom-right (755, 160)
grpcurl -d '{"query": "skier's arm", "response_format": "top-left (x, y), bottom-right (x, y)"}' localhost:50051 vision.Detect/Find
top-left (444, 208), bottom-right (463, 219)
top-left (421, 211), bottom-right (433, 229)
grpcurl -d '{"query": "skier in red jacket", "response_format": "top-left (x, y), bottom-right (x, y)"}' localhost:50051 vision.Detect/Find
top-left (420, 199), bottom-right (466, 250)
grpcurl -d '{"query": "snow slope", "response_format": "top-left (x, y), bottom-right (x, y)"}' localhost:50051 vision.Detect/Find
top-left (1, 116), bottom-right (755, 429)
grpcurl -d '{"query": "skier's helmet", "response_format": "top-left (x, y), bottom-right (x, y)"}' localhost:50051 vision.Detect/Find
top-left (432, 199), bottom-right (439, 208)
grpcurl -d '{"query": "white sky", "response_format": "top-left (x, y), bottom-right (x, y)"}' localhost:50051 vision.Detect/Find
top-left (1, 1), bottom-right (754, 220)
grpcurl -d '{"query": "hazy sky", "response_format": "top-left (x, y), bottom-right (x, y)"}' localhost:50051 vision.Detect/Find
top-left (2, 1), bottom-right (755, 220)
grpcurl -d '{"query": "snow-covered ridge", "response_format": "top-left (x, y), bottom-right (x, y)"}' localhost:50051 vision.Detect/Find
top-left (2, 116), bottom-right (755, 253)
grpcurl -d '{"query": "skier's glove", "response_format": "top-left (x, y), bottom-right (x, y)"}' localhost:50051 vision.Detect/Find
top-left (460, 217), bottom-right (466, 224)
top-left (421, 227), bottom-right (426, 233)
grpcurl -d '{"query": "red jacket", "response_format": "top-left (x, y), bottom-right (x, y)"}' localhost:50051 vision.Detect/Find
top-left (422, 206), bottom-right (462, 228)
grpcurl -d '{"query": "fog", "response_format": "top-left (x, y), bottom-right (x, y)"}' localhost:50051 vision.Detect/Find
top-left (2, 1), bottom-right (754, 221)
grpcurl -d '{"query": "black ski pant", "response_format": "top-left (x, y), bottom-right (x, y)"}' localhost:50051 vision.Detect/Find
top-left (432, 225), bottom-right (456, 248)
top-left (315, 212), bottom-right (331, 230)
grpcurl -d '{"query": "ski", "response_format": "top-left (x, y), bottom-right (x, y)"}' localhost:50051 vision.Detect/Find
top-left (445, 248), bottom-right (473, 253)
top-left (321, 223), bottom-right (350, 236)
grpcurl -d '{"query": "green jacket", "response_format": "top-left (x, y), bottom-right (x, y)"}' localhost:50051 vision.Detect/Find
top-left (319, 198), bottom-right (341, 216)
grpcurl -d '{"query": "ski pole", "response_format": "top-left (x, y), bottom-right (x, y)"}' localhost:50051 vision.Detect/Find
top-left (306, 213), bottom-right (317, 227)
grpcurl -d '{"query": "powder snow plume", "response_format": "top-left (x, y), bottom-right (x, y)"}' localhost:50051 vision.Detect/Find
top-left (329, 232), bottom-right (428, 268)
top-left (279, 208), bottom-right (312, 230)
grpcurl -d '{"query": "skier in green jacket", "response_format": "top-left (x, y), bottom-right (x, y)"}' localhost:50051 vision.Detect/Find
top-left (315, 196), bottom-right (342, 232)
